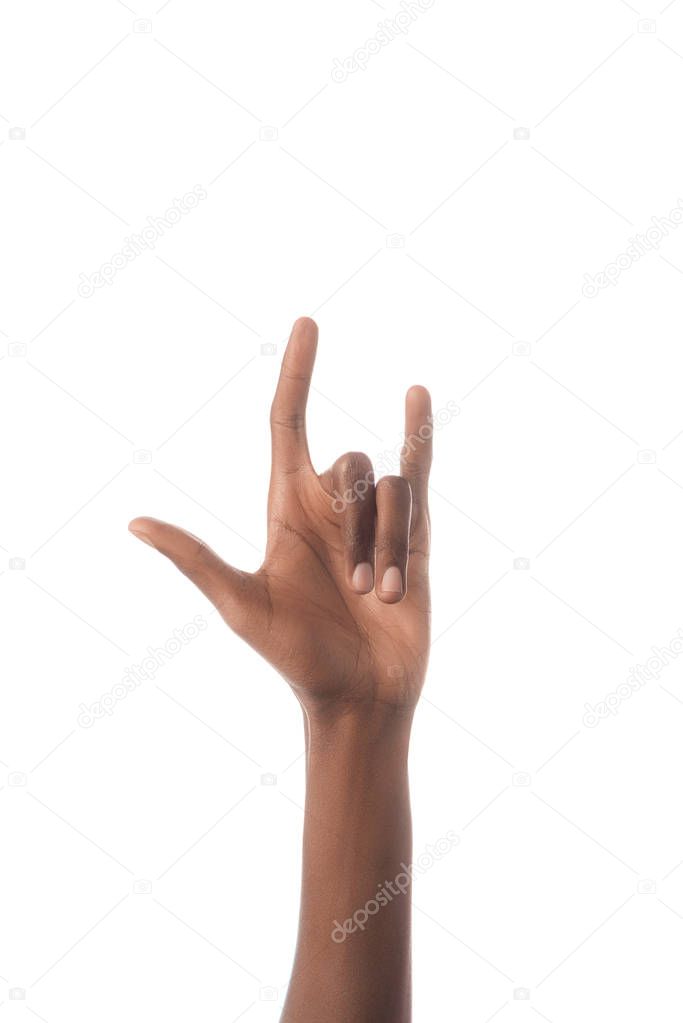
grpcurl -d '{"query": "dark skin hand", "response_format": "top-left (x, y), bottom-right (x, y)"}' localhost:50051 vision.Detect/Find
top-left (129, 316), bottom-right (432, 713)
top-left (130, 317), bottom-right (433, 1022)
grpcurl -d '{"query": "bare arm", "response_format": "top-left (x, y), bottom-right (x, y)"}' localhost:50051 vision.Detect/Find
top-left (281, 706), bottom-right (414, 1022)
top-left (129, 317), bottom-right (432, 1022)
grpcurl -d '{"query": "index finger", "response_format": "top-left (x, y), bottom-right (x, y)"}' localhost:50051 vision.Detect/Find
top-left (270, 317), bottom-right (318, 474)
top-left (401, 385), bottom-right (432, 529)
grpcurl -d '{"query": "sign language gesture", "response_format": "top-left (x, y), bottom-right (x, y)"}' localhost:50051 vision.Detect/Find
top-left (129, 317), bottom-right (433, 716)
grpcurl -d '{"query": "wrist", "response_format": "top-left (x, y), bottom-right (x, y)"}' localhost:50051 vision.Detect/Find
top-left (303, 700), bottom-right (414, 762)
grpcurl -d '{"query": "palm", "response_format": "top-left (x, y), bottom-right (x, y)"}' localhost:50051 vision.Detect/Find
top-left (253, 471), bottom-right (431, 706)
top-left (130, 318), bottom-right (432, 713)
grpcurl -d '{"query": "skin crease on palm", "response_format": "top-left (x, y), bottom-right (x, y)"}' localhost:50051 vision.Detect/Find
top-left (128, 315), bottom-right (433, 718)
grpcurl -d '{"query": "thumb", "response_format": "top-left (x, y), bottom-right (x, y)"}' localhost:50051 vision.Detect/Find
top-left (128, 517), bottom-right (260, 632)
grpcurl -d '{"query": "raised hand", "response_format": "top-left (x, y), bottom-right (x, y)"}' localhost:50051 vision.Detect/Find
top-left (129, 317), bottom-right (432, 716)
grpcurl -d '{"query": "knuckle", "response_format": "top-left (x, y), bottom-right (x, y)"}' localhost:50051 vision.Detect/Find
top-left (376, 536), bottom-right (408, 559)
top-left (404, 466), bottom-right (431, 487)
top-left (190, 539), bottom-right (213, 569)
top-left (280, 366), bottom-right (310, 383)
top-left (270, 406), bottom-right (305, 432)
top-left (335, 450), bottom-right (373, 479)
top-left (377, 474), bottom-right (410, 498)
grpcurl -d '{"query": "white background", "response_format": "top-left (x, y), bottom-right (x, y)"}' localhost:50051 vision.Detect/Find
top-left (2, 1), bottom-right (683, 1020)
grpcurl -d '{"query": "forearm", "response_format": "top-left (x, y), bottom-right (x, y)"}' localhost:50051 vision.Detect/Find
top-left (281, 703), bottom-right (415, 1023)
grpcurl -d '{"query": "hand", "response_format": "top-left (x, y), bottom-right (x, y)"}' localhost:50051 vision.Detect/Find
top-left (129, 317), bottom-right (432, 717)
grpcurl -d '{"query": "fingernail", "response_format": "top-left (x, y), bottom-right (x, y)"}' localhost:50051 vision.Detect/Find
top-left (352, 562), bottom-right (374, 593)
top-left (129, 528), bottom-right (155, 548)
top-left (381, 566), bottom-right (403, 595)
